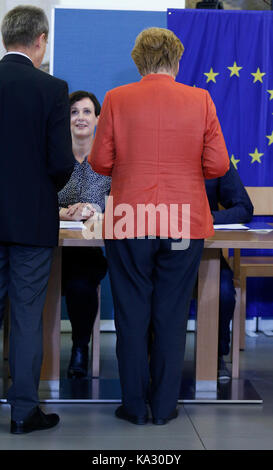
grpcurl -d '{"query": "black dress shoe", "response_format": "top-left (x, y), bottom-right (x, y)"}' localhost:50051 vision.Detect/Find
top-left (218, 356), bottom-right (231, 381)
top-left (67, 345), bottom-right (89, 379)
top-left (10, 407), bottom-right (60, 434)
top-left (115, 405), bottom-right (148, 425)
top-left (153, 408), bottom-right (178, 425)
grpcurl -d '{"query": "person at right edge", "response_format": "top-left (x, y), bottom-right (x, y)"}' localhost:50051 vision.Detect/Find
top-left (205, 166), bottom-right (253, 380)
top-left (89, 27), bottom-right (230, 426)
top-left (0, 6), bottom-right (74, 434)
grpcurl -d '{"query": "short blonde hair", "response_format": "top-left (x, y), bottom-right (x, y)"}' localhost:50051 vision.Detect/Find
top-left (131, 27), bottom-right (184, 76)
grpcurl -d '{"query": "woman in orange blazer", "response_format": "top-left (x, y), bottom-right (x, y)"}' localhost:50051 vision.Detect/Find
top-left (89, 27), bottom-right (229, 425)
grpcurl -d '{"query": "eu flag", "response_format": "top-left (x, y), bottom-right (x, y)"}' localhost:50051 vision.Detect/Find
top-left (168, 9), bottom-right (273, 187)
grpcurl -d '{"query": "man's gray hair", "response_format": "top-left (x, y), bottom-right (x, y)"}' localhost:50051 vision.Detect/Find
top-left (1, 5), bottom-right (49, 49)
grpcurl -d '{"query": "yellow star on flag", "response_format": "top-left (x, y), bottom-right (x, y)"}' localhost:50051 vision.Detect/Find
top-left (266, 131), bottom-right (273, 146)
top-left (204, 68), bottom-right (219, 83)
top-left (249, 148), bottom-right (264, 163)
top-left (227, 62), bottom-right (243, 77)
top-left (267, 90), bottom-right (273, 100)
top-left (251, 68), bottom-right (266, 83)
top-left (230, 154), bottom-right (240, 169)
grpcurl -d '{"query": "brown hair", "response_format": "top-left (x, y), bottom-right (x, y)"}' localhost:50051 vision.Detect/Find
top-left (69, 91), bottom-right (101, 117)
top-left (131, 27), bottom-right (184, 76)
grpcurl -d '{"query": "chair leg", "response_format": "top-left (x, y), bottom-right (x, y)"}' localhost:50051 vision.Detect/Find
top-left (231, 286), bottom-right (241, 378)
top-left (240, 272), bottom-right (247, 350)
top-left (91, 285), bottom-right (101, 377)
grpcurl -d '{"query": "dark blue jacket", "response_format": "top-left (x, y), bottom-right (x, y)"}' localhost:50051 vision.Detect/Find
top-left (0, 54), bottom-right (75, 246)
top-left (205, 165), bottom-right (253, 224)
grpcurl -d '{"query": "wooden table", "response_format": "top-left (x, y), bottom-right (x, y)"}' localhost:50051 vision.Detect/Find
top-left (41, 228), bottom-right (273, 394)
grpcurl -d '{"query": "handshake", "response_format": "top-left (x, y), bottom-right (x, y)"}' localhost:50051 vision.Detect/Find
top-left (60, 202), bottom-right (99, 221)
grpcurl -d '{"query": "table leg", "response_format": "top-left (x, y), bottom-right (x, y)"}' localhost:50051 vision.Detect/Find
top-left (40, 247), bottom-right (62, 388)
top-left (196, 248), bottom-right (220, 392)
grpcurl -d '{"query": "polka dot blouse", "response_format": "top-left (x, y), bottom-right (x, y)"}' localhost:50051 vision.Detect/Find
top-left (58, 157), bottom-right (111, 213)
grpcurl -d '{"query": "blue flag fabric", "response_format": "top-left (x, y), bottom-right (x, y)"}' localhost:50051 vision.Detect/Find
top-left (167, 9), bottom-right (273, 187)
top-left (168, 10), bottom-right (273, 319)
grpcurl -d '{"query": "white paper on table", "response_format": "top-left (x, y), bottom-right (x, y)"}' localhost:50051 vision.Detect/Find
top-left (60, 221), bottom-right (85, 229)
top-left (213, 224), bottom-right (249, 230)
top-left (247, 229), bottom-right (273, 233)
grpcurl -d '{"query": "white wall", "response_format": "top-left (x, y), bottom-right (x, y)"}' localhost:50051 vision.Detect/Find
top-left (58, 0), bottom-right (185, 11)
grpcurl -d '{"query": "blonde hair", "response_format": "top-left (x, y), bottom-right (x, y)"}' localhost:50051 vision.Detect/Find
top-left (131, 27), bottom-right (184, 76)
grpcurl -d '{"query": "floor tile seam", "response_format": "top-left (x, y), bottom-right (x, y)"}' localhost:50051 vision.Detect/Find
top-left (182, 405), bottom-right (206, 450)
top-left (0, 433), bottom-right (201, 440)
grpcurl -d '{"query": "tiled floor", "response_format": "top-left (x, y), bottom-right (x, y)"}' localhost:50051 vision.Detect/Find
top-left (1, 330), bottom-right (273, 450)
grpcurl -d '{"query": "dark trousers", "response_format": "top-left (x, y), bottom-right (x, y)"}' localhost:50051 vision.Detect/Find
top-left (62, 247), bottom-right (108, 348)
top-left (105, 237), bottom-right (204, 419)
top-left (218, 255), bottom-right (236, 356)
top-left (190, 254), bottom-right (236, 357)
top-left (0, 243), bottom-right (53, 421)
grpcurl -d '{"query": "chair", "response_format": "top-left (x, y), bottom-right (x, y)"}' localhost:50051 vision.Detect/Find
top-left (219, 187), bottom-right (273, 378)
top-left (2, 285), bottom-right (102, 379)
top-left (232, 187), bottom-right (273, 352)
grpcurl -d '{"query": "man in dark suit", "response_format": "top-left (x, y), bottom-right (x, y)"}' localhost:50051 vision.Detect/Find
top-left (0, 5), bottom-right (74, 434)
top-left (206, 165), bottom-right (253, 378)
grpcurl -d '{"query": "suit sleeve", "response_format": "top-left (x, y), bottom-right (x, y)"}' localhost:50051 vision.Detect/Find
top-left (46, 81), bottom-right (75, 191)
top-left (202, 91), bottom-right (230, 179)
top-left (212, 166), bottom-right (254, 224)
top-left (88, 92), bottom-right (115, 175)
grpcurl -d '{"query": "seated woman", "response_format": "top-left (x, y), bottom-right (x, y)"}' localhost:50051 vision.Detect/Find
top-left (59, 90), bottom-right (111, 378)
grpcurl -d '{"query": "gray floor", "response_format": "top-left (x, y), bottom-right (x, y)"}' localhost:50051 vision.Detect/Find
top-left (1, 330), bottom-right (273, 450)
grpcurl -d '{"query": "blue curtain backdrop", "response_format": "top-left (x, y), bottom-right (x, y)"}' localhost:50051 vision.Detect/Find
top-left (53, 8), bottom-right (166, 321)
top-left (168, 9), bottom-right (273, 319)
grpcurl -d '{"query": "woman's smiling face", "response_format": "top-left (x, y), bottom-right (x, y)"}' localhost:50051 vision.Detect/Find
top-left (70, 97), bottom-right (98, 139)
